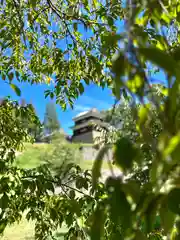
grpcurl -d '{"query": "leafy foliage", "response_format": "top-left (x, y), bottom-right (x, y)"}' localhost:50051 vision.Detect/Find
top-left (43, 142), bottom-right (82, 177)
top-left (1, 0), bottom-right (180, 239)
top-left (0, 0), bottom-right (123, 108)
top-left (0, 99), bottom-right (37, 233)
top-left (0, 99), bottom-right (95, 240)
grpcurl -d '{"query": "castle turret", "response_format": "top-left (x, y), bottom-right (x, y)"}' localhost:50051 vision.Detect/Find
top-left (71, 108), bottom-right (108, 143)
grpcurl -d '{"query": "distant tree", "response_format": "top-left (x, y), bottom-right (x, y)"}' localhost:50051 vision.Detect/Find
top-left (20, 99), bottom-right (42, 141)
top-left (43, 102), bottom-right (60, 136)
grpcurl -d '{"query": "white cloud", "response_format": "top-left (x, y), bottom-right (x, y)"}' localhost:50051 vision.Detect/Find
top-left (79, 95), bottom-right (112, 110)
top-left (74, 104), bottom-right (91, 112)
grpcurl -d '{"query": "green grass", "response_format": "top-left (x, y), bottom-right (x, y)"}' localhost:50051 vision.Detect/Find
top-left (15, 143), bottom-right (53, 168)
top-left (2, 217), bottom-right (67, 240)
top-left (16, 142), bottom-right (111, 170)
top-left (80, 159), bottom-right (111, 170)
top-left (1, 217), bottom-right (35, 240)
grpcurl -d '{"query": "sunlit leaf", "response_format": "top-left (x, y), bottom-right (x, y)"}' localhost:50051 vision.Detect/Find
top-left (10, 83), bottom-right (21, 96)
top-left (170, 227), bottom-right (179, 240)
top-left (79, 83), bottom-right (84, 95)
top-left (106, 177), bottom-right (132, 231)
top-left (8, 72), bottom-right (14, 81)
top-left (113, 137), bottom-right (138, 171)
top-left (160, 197), bottom-right (176, 234)
top-left (138, 105), bottom-right (149, 126)
top-left (112, 53), bottom-right (125, 99)
top-left (139, 47), bottom-right (176, 75)
top-left (0, 219), bottom-right (7, 234)
top-left (121, 181), bottom-right (140, 204)
top-left (91, 205), bottom-right (105, 240)
top-left (167, 188), bottom-right (180, 214)
top-left (92, 145), bottom-right (109, 191)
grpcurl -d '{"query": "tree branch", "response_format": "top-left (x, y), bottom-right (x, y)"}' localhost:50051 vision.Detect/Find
top-left (22, 175), bottom-right (94, 199)
top-left (46, 0), bottom-right (77, 46)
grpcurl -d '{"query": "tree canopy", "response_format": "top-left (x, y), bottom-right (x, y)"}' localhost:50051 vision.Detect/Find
top-left (43, 101), bottom-right (60, 135)
top-left (1, 0), bottom-right (180, 240)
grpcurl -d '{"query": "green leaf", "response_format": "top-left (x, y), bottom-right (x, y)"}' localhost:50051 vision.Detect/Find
top-left (0, 193), bottom-right (9, 209)
top-left (167, 188), bottom-right (180, 215)
top-left (2, 74), bottom-right (6, 80)
top-left (44, 90), bottom-right (50, 98)
top-left (121, 181), bottom-right (140, 204)
top-left (0, 219), bottom-right (7, 234)
top-left (160, 198), bottom-right (175, 234)
top-left (50, 208), bottom-right (57, 221)
top-left (113, 137), bottom-right (138, 171)
top-left (171, 47), bottom-right (180, 62)
top-left (50, 92), bottom-right (54, 99)
top-left (176, 12), bottom-right (180, 22)
top-left (10, 84), bottom-right (21, 96)
top-left (15, 71), bottom-right (20, 79)
top-left (8, 72), bottom-right (14, 81)
top-left (170, 227), bottom-right (179, 240)
top-left (110, 230), bottom-right (123, 240)
top-left (69, 190), bottom-right (75, 199)
top-left (112, 54), bottom-right (125, 99)
top-left (103, 34), bottom-right (122, 46)
top-left (106, 177), bottom-right (131, 231)
top-left (30, 0), bottom-right (37, 8)
top-left (148, 232), bottom-right (163, 240)
top-left (92, 145), bottom-right (109, 191)
top-left (79, 83), bottom-right (84, 95)
top-left (144, 194), bottom-right (162, 233)
top-left (107, 16), bottom-right (114, 26)
top-left (91, 206), bottom-right (105, 240)
top-left (84, 77), bottom-right (90, 85)
top-left (73, 22), bottom-right (78, 31)
top-left (76, 176), bottom-right (84, 189)
top-left (138, 105), bottom-right (149, 126)
top-left (122, 88), bottom-right (128, 100)
top-left (133, 230), bottom-right (148, 240)
top-left (45, 181), bottom-right (54, 193)
top-left (139, 47), bottom-right (176, 74)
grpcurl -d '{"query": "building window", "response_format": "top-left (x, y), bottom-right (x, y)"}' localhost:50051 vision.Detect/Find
top-left (80, 127), bottom-right (87, 133)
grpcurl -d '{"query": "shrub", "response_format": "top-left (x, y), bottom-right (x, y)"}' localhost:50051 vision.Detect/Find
top-left (43, 142), bottom-right (82, 177)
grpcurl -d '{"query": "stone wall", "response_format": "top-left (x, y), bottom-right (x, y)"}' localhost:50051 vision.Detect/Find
top-left (79, 145), bottom-right (113, 161)
top-left (72, 131), bottom-right (93, 143)
top-left (72, 130), bottom-right (105, 144)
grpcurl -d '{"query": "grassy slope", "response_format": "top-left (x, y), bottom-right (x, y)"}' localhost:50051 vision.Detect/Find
top-left (1, 217), bottom-right (35, 240)
top-left (15, 142), bottom-right (110, 170)
top-left (2, 218), bottom-right (66, 240)
top-left (15, 143), bottom-right (53, 168)
top-left (3, 142), bottom-right (115, 240)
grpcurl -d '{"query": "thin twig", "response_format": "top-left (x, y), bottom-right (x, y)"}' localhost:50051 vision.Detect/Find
top-left (60, 185), bottom-right (71, 199)
top-left (12, 0), bottom-right (27, 47)
top-left (24, 6), bottom-right (50, 32)
top-left (22, 175), bottom-right (94, 199)
top-left (47, 0), bottom-right (77, 46)
top-left (61, 183), bottom-right (93, 198)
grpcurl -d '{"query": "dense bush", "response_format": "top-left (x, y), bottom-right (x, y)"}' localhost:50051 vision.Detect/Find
top-left (43, 142), bottom-right (82, 177)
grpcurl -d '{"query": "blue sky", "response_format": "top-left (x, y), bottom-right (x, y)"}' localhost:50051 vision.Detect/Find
top-left (0, 69), bottom-right (166, 135)
top-left (0, 80), bottom-right (115, 135)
